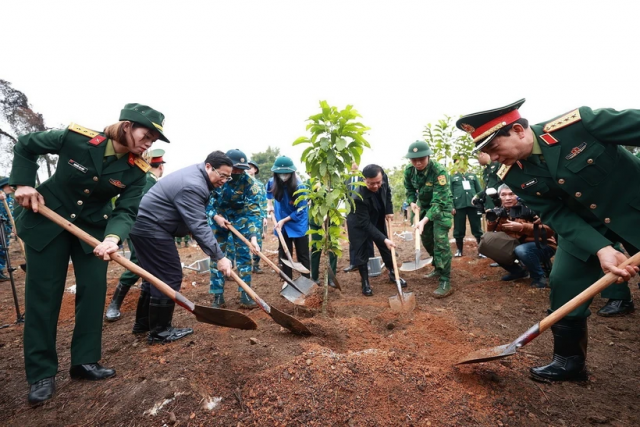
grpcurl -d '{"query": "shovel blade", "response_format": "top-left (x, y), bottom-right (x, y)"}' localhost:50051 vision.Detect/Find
top-left (193, 305), bottom-right (257, 330)
top-left (280, 257), bottom-right (310, 274)
top-left (456, 343), bottom-right (517, 365)
top-left (388, 291), bottom-right (416, 313)
top-left (399, 257), bottom-right (433, 272)
top-left (292, 276), bottom-right (318, 295)
top-left (280, 284), bottom-right (307, 306)
top-left (269, 305), bottom-right (312, 335)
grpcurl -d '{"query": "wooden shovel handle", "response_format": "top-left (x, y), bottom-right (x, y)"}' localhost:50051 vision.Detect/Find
top-left (386, 218), bottom-right (401, 282)
top-left (412, 206), bottom-right (421, 251)
top-left (37, 205), bottom-right (193, 311)
top-left (3, 198), bottom-right (25, 255)
top-left (539, 251), bottom-right (640, 332)
top-left (227, 223), bottom-right (282, 275)
top-left (271, 215), bottom-right (295, 264)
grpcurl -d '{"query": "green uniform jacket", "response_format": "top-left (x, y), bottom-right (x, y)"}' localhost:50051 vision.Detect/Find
top-left (10, 125), bottom-right (148, 253)
top-left (501, 106), bottom-right (640, 262)
top-left (142, 171), bottom-right (158, 195)
top-left (404, 161), bottom-right (453, 221)
top-left (450, 171), bottom-right (482, 210)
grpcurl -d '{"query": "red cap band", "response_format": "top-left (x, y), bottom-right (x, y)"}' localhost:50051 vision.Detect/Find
top-left (151, 156), bottom-right (164, 163)
top-left (471, 110), bottom-right (521, 140)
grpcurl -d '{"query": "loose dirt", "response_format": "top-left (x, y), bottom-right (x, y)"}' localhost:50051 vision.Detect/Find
top-left (0, 220), bottom-right (638, 426)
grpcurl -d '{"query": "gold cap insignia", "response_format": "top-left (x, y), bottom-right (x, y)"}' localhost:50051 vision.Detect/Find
top-left (413, 148), bottom-right (418, 152)
top-left (241, 158), bottom-right (245, 162)
top-left (460, 123), bottom-right (475, 133)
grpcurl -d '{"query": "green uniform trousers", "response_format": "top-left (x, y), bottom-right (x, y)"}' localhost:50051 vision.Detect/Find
top-left (309, 220), bottom-right (336, 281)
top-left (119, 238), bottom-right (141, 287)
top-left (420, 211), bottom-right (452, 280)
top-left (549, 245), bottom-right (631, 318)
top-left (453, 207), bottom-right (483, 240)
top-left (24, 230), bottom-right (108, 384)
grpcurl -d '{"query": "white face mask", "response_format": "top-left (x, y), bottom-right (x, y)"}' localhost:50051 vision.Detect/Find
top-left (278, 173), bottom-right (292, 182)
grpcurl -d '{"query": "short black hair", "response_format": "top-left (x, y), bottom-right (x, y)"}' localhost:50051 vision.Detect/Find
top-left (205, 150), bottom-right (233, 169)
top-left (495, 118), bottom-right (529, 138)
top-left (362, 164), bottom-right (383, 179)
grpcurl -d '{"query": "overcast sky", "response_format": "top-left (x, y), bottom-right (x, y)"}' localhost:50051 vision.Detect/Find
top-left (3, 0), bottom-right (639, 175)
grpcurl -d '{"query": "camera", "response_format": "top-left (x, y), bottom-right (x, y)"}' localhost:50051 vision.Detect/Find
top-left (486, 203), bottom-right (537, 223)
top-left (472, 187), bottom-right (501, 213)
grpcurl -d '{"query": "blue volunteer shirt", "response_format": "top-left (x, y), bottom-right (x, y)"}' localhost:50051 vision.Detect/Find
top-left (266, 178), bottom-right (309, 238)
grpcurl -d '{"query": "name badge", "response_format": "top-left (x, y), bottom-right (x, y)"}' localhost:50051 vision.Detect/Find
top-left (68, 159), bottom-right (88, 173)
top-left (462, 180), bottom-right (471, 190)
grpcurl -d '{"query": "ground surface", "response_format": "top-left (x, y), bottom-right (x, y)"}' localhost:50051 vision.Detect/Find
top-left (0, 219), bottom-right (638, 426)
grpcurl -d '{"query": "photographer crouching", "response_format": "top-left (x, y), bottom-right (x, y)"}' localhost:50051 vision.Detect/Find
top-left (479, 184), bottom-right (556, 288)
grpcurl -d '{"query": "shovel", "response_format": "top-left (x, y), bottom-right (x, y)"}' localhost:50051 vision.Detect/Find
top-left (38, 205), bottom-right (257, 330)
top-left (457, 251), bottom-right (640, 365)
top-left (271, 215), bottom-right (310, 274)
top-left (226, 267), bottom-right (312, 336)
top-left (386, 218), bottom-right (416, 313)
top-left (400, 206), bottom-right (432, 271)
top-left (226, 223), bottom-right (317, 306)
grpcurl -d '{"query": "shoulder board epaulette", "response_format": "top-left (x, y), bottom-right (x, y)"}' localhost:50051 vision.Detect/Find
top-left (68, 123), bottom-right (105, 145)
top-left (128, 153), bottom-right (151, 172)
top-left (543, 109), bottom-right (582, 133)
top-left (496, 164), bottom-right (512, 180)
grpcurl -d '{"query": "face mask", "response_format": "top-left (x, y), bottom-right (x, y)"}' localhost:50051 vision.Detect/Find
top-left (278, 173), bottom-right (292, 182)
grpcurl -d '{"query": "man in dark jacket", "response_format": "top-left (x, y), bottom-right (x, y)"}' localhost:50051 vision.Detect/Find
top-left (129, 151), bottom-right (233, 344)
top-left (347, 164), bottom-right (407, 296)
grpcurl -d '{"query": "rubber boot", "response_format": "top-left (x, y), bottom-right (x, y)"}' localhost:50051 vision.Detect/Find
top-left (105, 282), bottom-right (130, 322)
top-left (454, 239), bottom-right (463, 257)
top-left (253, 260), bottom-right (264, 274)
top-left (240, 291), bottom-right (257, 308)
top-left (359, 265), bottom-right (373, 296)
top-left (433, 279), bottom-right (453, 298)
top-left (211, 293), bottom-right (226, 308)
top-left (148, 297), bottom-right (194, 344)
top-left (530, 317), bottom-right (588, 382)
top-left (132, 290), bottom-right (151, 334)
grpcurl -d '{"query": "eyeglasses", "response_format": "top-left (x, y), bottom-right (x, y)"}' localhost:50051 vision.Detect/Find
top-left (212, 167), bottom-right (233, 182)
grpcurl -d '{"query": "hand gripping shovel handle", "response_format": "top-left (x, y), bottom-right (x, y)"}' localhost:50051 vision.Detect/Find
top-left (37, 205), bottom-right (196, 313)
top-left (226, 223), bottom-right (304, 294)
top-left (2, 199), bottom-right (25, 256)
top-left (271, 215), bottom-right (297, 267)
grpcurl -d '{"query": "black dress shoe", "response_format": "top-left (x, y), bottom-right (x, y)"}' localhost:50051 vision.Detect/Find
top-left (343, 265), bottom-right (356, 273)
top-left (597, 299), bottom-right (635, 317)
top-left (388, 272), bottom-right (407, 288)
top-left (28, 377), bottom-right (55, 405)
top-left (69, 363), bottom-right (116, 381)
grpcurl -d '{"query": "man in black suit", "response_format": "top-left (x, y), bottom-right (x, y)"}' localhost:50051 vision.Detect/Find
top-left (347, 164), bottom-right (407, 296)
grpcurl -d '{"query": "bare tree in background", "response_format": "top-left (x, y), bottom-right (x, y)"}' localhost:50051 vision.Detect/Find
top-left (0, 79), bottom-right (58, 184)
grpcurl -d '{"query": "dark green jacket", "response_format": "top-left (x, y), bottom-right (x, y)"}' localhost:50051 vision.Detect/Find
top-left (501, 106), bottom-right (640, 262)
top-left (450, 171), bottom-right (482, 209)
top-left (403, 160), bottom-right (453, 221)
top-left (10, 124), bottom-right (149, 253)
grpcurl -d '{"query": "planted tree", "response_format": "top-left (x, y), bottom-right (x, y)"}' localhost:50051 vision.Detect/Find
top-left (293, 101), bottom-right (370, 314)
top-left (250, 146), bottom-right (281, 182)
top-left (423, 115), bottom-right (475, 173)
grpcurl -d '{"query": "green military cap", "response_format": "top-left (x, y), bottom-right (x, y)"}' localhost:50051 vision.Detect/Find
top-left (226, 149), bottom-right (250, 170)
top-left (271, 156), bottom-right (297, 173)
top-left (149, 149), bottom-right (166, 165)
top-left (456, 99), bottom-right (526, 152)
top-left (119, 103), bottom-right (170, 143)
top-left (406, 141), bottom-right (433, 158)
top-left (248, 160), bottom-right (260, 173)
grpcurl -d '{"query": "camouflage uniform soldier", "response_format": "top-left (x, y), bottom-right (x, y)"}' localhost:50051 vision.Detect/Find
top-left (247, 160), bottom-right (267, 274)
top-left (404, 141), bottom-right (454, 298)
top-left (207, 149), bottom-right (262, 308)
top-left (0, 177), bottom-right (14, 281)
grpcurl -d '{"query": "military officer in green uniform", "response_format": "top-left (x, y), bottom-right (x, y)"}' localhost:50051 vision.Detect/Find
top-left (105, 149), bottom-right (166, 322)
top-left (0, 176), bottom-right (15, 281)
top-left (457, 99), bottom-right (639, 382)
top-left (404, 141), bottom-right (454, 298)
top-left (450, 158), bottom-right (483, 257)
top-left (10, 103), bottom-right (168, 404)
top-left (475, 151), bottom-right (503, 209)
